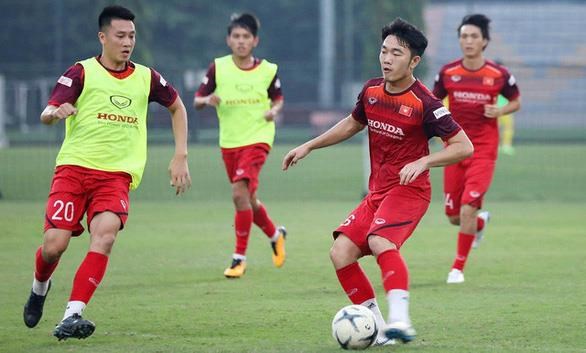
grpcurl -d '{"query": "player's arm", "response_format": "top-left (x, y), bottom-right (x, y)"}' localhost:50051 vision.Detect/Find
top-left (167, 96), bottom-right (192, 195)
top-left (399, 130), bottom-right (473, 185)
top-left (194, 94), bottom-right (221, 110)
top-left (193, 63), bottom-right (220, 110)
top-left (484, 97), bottom-right (521, 118)
top-left (282, 115), bottom-right (364, 170)
top-left (40, 103), bottom-right (77, 125)
top-left (264, 98), bottom-right (284, 122)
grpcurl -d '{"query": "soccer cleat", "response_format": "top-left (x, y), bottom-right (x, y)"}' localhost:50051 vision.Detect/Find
top-left (23, 280), bottom-right (51, 328)
top-left (472, 211), bottom-right (491, 249)
top-left (271, 226), bottom-right (287, 268)
top-left (224, 258), bottom-right (247, 278)
top-left (383, 322), bottom-right (416, 343)
top-left (53, 314), bottom-right (95, 341)
top-left (372, 334), bottom-right (396, 346)
top-left (446, 268), bottom-right (465, 284)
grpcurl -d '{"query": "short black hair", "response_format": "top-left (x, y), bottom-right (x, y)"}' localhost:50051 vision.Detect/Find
top-left (381, 18), bottom-right (428, 58)
top-left (458, 14), bottom-right (491, 41)
top-left (228, 13), bottom-right (260, 37)
top-left (99, 5), bottom-right (135, 31)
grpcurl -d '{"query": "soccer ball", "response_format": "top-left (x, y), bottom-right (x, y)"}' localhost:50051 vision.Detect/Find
top-left (331, 305), bottom-right (378, 350)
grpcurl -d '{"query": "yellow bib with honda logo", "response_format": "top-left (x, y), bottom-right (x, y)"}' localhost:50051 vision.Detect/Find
top-left (214, 55), bottom-right (277, 148)
top-left (56, 57), bottom-right (151, 190)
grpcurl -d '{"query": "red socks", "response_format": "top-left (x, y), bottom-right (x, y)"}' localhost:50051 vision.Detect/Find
top-left (335, 262), bottom-right (375, 304)
top-left (452, 232), bottom-right (475, 271)
top-left (376, 249), bottom-right (409, 292)
top-left (34, 246), bottom-right (59, 282)
top-left (253, 204), bottom-right (276, 239)
top-left (69, 251), bottom-right (109, 303)
top-left (477, 216), bottom-right (485, 232)
top-left (234, 209), bottom-right (253, 256)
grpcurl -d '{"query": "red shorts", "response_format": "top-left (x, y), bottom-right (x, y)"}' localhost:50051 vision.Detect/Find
top-left (221, 144), bottom-right (270, 194)
top-left (334, 185), bottom-right (430, 255)
top-left (44, 165), bottom-right (132, 236)
top-left (443, 158), bottom-right (496, 216)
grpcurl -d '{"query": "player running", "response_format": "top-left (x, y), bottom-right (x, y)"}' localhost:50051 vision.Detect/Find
top-left (194, 13), bottom-right (286, 278)
top-left (23, 5), bottom-right (191, 340)
top-left (283, 18), bottom-right (473, 345)
top-left (433, 14), bottom-right (521, 284)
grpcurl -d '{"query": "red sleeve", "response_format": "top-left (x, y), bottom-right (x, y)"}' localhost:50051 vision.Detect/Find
top-left (351, 80), bottom-right (374, 125)
top-left (48, 64), bottom-right (84, 106)
top-left (499, 67), bottom-right (520, 101)
top-left (195, 63), bottom-right (216, 97)
top-left (268, 73), bottom-right (283, 102)
top-left (432, 71), bottom-right (447, 100)
top-left (149, 69), bottom-right (178, 107)
top-left (422, 97), bottom-right (461, 140)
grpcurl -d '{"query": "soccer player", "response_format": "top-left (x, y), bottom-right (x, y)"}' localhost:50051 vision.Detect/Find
top-left (433, 14), bottom-right (521, 284)
top-left (283, 18), bottom-right (473, 344)
top-left (22, 5), bottom-right (191, 340)
top-left (194, 13), bottom-right (286, 279)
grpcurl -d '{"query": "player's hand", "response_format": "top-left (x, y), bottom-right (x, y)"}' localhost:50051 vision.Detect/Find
top-left (205, 94), bottom-right (221, 107)
top-left (282, 145), bottom-right (311, 170)
top-left (264, 108), bottom-right (277, 122)
top-left (168, 154), bottom-right (191, 195)
top-left (399, 157), bottom-right (429, 185)
top-left (53, 103), bottom-right (77, 120)
top-left (483, 104), bottom-right (501, 118)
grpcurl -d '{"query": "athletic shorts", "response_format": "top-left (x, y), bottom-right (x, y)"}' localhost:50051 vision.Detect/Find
top-left (44, 165), bottom-right (132, 236)
top-left (221, 144), bottom-right (270, 194)
top-left (333, 185), bottom-right (430, 255)
top-left (443, 158), bottom-right (496, 216)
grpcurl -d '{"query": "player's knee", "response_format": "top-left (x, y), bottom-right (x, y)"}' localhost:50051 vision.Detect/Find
top-left (330, 238), bottom-right (360, 268)
top-left (368, 235), bottom-right (397, 257)
top-left (42, 242), bottom-right (67, 262)
top-left (90, 233), bottom-right (117, 255)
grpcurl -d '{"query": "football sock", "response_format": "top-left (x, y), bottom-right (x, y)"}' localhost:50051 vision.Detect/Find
top-left (253, 204), bottom-right (277, 240)
top-left (69, 251), bottom-right (108, 304)
top-left (360, 298), bottom-right (386, 332)
top-left (377, 250), bottom-right (410, 325)
top-left (336, 262), bottom-right (375, 305)
top-left (33, 246), bottom-right (59, 295)
top-left (452, 232), bottom-right (475, 271)
top-left (387, 289), bottom-right (411, 325)
top-left (232, 253), bottom-right (246, 261)
top-left (234, 209), bottom-right (253, 256)
top-left (477, 216), bottom-right (485, 232)
top-left (63, 301), bottom-right (86, 320)
top-left (376, 249), bottom-right (409, 292)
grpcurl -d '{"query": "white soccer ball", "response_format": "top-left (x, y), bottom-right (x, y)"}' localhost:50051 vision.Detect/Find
top-left (331, 305), bottom-right (378, 350)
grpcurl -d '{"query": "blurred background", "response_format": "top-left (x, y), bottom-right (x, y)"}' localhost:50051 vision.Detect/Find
top-left (1, 0), bottom-right (585, 147)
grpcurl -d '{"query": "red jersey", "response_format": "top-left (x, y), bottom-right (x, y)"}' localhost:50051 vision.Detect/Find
top-left (195, 58), bottom-right (283, 101)
top-left (433, 59), bottom-right (520, 160)
top-left (48, 56), bottom-right (178, 108)
top-left (353, 78), bottom-right (461, 201)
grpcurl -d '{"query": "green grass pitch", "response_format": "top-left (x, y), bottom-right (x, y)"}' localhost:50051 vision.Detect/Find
top-left (0, 143), bottom-right (585, 352)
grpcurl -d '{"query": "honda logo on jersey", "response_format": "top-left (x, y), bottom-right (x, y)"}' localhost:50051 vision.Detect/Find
top-left (399, 105), bottom-right (413, 117)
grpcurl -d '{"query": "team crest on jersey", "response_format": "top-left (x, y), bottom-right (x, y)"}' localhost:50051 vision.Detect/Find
top-left (483, 77), bottom-right (494, 86)
top-left (110, 95), bottom-right (132, 109)
top-left (236, 83), bottom-right (253, 92)
top-left (368, 97), bottom-right (378, 105)
top-left (451, 75), bottom-right (461, 82)
top-left (399, 105), bottom-right (413, 117)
